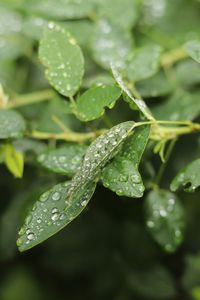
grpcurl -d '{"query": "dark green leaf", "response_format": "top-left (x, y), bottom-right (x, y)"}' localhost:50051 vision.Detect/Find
top-left (102, 125), bottom-right (150, 197)
top-left (144, 190), bottom-right (185, 252)
top-left (0, 109), bottom-right (26, 139)
top-left (184, 40), bottom-right (200, 63)
top-left (170, 158), bottom-right (200, 192)
top-left (39, 23), bottom-right (84, 97)
top-left (90, 20), bottom-right (134, 69)
top-left (74, 85), bottom-right (121, 121)
top-left (38, 145), bottom-right (87, 176)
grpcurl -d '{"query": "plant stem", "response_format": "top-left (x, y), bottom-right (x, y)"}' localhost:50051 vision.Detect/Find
top-left (161, 47), bottom-right (188, 68)
top-left (7, 89), bottom-right (55, 109)
top-left (155, 138), bottom-right (177, 186)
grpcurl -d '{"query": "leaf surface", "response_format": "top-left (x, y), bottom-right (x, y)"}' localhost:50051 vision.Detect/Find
top-left (184, 40), bottom-right (200, 63)
top-left (0, 109), bottom-right (26, 139)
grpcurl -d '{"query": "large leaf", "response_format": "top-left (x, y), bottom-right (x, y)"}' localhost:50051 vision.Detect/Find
top-left (152, 90), bottom-right (200, 121)
top-left (0, 109), bottom-right (26, 139)
top-left (111, 64), bottom-right (155, 120)
top-left (74, 85), bottom-right (121, 121)
top-left (17, 181), bottom-right (96, 251)
top-left (21, 0), bottom-right (94, 20)
top-left (102, 125), bottom-right (150, 197)
top-left (38, 144), bottom-right (87, 176)
top-left (126, 45), bottom-right (162, 82)
top-left (144, 190), bottom-right (185, 252)
top-left (97, 0), bottom-right (140, 30)
top-left (170, 158), bottom-right (200, 192)
top-left (184, 40), bottom-right (200, 63)
top-left (90, 20), bottom-right (134, 69)
top-left (39, 23), bottom-right (84, 97)
top-left (17, 121), bottom-right (135, 251)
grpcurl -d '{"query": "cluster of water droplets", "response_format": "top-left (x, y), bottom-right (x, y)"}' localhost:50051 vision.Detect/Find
top-left (38, 145), bottom-right (86, 176)
top-left (146, 192), bottom-right (184, 252)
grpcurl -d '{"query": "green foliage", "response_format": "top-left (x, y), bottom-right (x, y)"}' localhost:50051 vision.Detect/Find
top-left (144, 190), bottom-right (185, 252)
top-left (171, 159), bottom-right (200, 192)
top-left (0, 0), bottom-right (200, 299)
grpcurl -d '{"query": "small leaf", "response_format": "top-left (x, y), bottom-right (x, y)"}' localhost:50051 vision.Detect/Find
top-left (97, 0), bottom-right (140, 30)
top-left (111, 64), bottom-right (155, 120)
top-left (17, 121), bottom-right (135, 251)
top-left (38, 144), bottom-right (87, 176)
top-left (126, 45), bottom-right (162, 82)
top-left (39, 23), bottom-right (84, 97)
top-left (4, 143), bottom-right (24, 178)
top-left (90, 20), bottom-right (134, 69)
top-left (102, 125), bottom-right (150, 197)
top-left (184, 40), bottom-right (200, 63)
top-left (17, 181), bottom-right (96, 251)
top-left (0, 109), bottom-right (26, 139)
top-left (74, 85), bottom-right (122, 121)
top-left (136, 71), bottom-right (173, 98)
top-left (152, 90), bottom-right (200, 121)
top-left (144, 190), bottom-right (185, 253)
top-left (170, 158), bottom-right (200, 192)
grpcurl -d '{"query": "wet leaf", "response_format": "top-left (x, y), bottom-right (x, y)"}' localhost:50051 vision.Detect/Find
top-left (170, 158), bottom-right (200, 192)
top-left (39, 23), bottom-right (84, 97)
top-left (111, 64), bottom-right (155, 120)
top-left (0, 109), bottom-right (26, 139)
top-left (38, 144), bottom-right (87, 176)
top-left (144, 190), bottom-right (185, 253)
top-left (74, 85), bottom-right (121, 121)
top-left (90, 20), bottom-right (134, 69)
top-left (126, 45), bottom-right (162, 82)
top-left (102, 125), bottom-right (150, 197)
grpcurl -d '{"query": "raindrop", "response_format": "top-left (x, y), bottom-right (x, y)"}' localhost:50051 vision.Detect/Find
top-left (52, 192), bottom-right (61, 201)
top-left (27, 232), bottom-right (35, 241)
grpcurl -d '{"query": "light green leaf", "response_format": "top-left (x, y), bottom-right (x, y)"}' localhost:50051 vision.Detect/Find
top-left (74, 85), bottom-right (122, 121)
top-left (90, 20), bottom-right (134, 69)
top-left (102, 125), bottom-right (150, 197)
top-left (126, 45), bottom-right (162, 82)
top-left (17, 181), bottom-right (96, 251)
top-left (0, 109), bottom-right (26, 139)
top-left (22, 16), bottom-right (48, 40)
top-left (184, 40), bottom-right (200, 63)
top-left (136, 71), bottom-right (172, 98)
top-left (170, 158), bottom-right (200, 192)
top-left (4, 143), bottom-right (24, 178)
top-left (21, 0), bottom-right (94, 20)
top-left (39, 23), bottom-right (84, 97)
top-left (144, 190), bottom-right (185, 253)
top-left (152, 90), bottom-right (200, 121)
top-left (111, 64), bottom-right (155, 120)
top-left (17, 121), bottom-right (135, 251)
top-left (97, 0), bottom-right (140, 30)
top-left (38, 144), bottom-right (87, 176)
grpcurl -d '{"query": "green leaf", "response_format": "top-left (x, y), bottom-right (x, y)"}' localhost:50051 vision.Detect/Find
top-left (184, 40), bottom-right (200, 63)
top-left (74, 85), bottom-right (122, 122)
top-left (175, 59), bottom-right (200, 87)
top-left (152, 90), bottom-right (200, 121)
top-left (3, 143), bottom-right (24, 178)
top-left (170, 158), bottom-right (200, 192)
top-left (38, 145), bottom-right (87, 176)
top-left (22, 16), bottom-right (48, 40)
top-left (39, 23), bottom-right (84, 97)
top-left (17, 181), bottom-right (96, 251)
top-left (0, 109), bottom-right (26, 139)
top-left (97, 0), bottom-right (140, 30)
top-left (90, 20), bottom-right (134, 69)
top-left (21, 0), bottom-right (94, 20)
top-left (144, 190), bottom-right (185, 253)
top-left (136, 71), bottom-right (172, 98)
top-left (102, 125), bottom-right (150, 197)
top-left (17, 121), bottom-right (135, 251)
top-left (111, 64), bottom-right (155, 120)
top-left (126, 45), bottom-right (162, 82)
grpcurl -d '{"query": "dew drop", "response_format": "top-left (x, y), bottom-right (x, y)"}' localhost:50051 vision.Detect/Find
top-left (52, 192), bottom-right (61, 201)
top-left (27, 232), bottom-right (35, 241)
